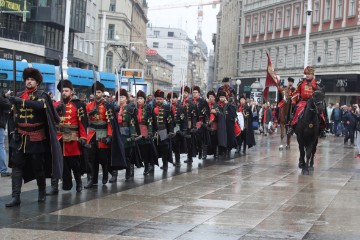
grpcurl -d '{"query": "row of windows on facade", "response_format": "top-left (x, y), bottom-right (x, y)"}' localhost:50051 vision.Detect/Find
top-left (245, 0), bottom-right (356, 36)
top-left (86, 14), bottom-right (96, 30)
top-left (242, 38), bottom-right (354, 71)
top-left (153, 31), bottom-right (175, 38)
top-left (74, 36), bottom-right (94, 56)
top-left (151, 42), bottom-right (190, 53)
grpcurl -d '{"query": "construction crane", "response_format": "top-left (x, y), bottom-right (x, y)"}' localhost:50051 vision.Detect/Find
top-left (149, 0), bottom-right (221, 41)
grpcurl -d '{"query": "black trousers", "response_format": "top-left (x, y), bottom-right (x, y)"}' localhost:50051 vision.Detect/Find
top-left (11, 151), bottom-right (46, 189)
top-left (157, 144), bottom-right (169, 166)
top-left (139, 144), bottom-right (151, 164)
top-left (62, 156), bottom-right (81, 190)
top-left (172, 136), bottom-right (181, 162)
top-left (88, 143), bottom-right (110, 182)
top-left (344, 126), bottom-right (355, 144)
top-left (237, 130), bottom-right (247, 152)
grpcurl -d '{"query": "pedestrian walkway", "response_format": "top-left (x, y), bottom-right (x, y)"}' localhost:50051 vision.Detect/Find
top-left (0, 134), bottom-right (359, 239)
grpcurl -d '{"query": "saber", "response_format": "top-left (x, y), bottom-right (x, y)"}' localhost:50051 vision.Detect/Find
top-left (59, 55), bottom-right (66, 116)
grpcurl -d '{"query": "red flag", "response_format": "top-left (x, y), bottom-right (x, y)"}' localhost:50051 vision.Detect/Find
top-left (264, 52), bottom-right (280, 101)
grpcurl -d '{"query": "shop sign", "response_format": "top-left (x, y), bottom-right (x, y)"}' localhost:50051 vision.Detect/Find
top-left (0, 0), bottom-right (21, 11)
top-left (336, 79), bottom-right (348, 88)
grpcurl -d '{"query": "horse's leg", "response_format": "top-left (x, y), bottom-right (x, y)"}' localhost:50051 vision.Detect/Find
top-left (310, 138), bottom-right (318, 171)
top-left (286, 125), bottom-right (291, 150)
top-left (297, 136), bottom-right (305, 169)
top-left (279, 123), bottom-right (284, 150)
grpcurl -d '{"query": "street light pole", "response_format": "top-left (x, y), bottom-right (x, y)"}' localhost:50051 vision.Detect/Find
top-left (304, 0), bottom-right (312, 69)
top-left (99, 12), bottom-right (106, 72)
top-left (61, 0), bottom-right (72, 79)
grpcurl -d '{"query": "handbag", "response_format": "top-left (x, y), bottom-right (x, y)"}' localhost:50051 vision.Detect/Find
top-left (252, 121), bottom-right (259, 130)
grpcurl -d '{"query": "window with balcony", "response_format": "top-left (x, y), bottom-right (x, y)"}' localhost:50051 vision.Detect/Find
top-left (79, 38), bottom-right (84, 52)
top-left (312, 42), bottom-right (317, 65)
top-left (86, 14), bottom-right (90, 27)
top-left (74, 36), bottom-right (78, 50)
top-left (168, 31), bottom-right (174, 37)
top-left (285, 9), bottom-right (290, 28)
top-left (325, 0), bottom-right (331, 20)
top-left (349, 0), bottom-right (356, 16)
top-left (268, 13), bottom-right (273, 32)
top-left (253, 16), bottom-right (258, 35)
top-left (347, 38), bottom-right (353, 63)
top-left (276, 10), bottom-right (282, 30)
top-left (293, 45), bottom-right (297, 67)
top-left (109, 0), bottom-right (116, 12)
top-left (106, 52), bottom-right (113, 72)
top-left (336, 0), bottom-right (343, 18)
top-left (245, 18), bottom-right (251, 36)
top-left (90, 43), bottom-right (94, 56)
top-left (335, 40), bottom-right (340, 64)
top-left (108, 24), bottom-right (115, 40)
top-left (294, 6), bottom-right (300, 26)
top-left (313, 1), bottom-right (319, 23)
top-left (324, 40), bottom-right (329, 65)
top-left (260, 15), bottom-right (265, 33)
top-left (153, 42), bottom-right (159, 48)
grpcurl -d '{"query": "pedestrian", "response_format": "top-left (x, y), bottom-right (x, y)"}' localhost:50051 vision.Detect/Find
top-left (327, 103), bottom-right (334, 134)
top-left (354, 105), bottom-right (360, 158)
top-left (262, 103), bottom-right (273, 136)
top-left (0, 91), bottom-right (11, 177)
top-left (331, 103), bottom-right (342, 136)
top-left (343, 105), bottom-right (356, 145)
top-left (5, 67), bottom-right (63, 207)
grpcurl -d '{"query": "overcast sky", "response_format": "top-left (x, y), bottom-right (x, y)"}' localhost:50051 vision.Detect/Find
top-left (146, 0), bottom-right (220, 52)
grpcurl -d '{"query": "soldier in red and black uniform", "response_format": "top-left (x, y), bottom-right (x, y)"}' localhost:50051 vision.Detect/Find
top-left (289, 66), bottom-right (326, 136)
top-left (206, 90), bottom-right (220, 159)
top-left (216, 77), bottom-right (236, 101)
top-left (167, 92), bottom-right (186, 167)
top-left (6, 68), bottom-right (62, 207)
top-left (153, 89), bottom-right (174, 171)
top-left (85, 82), bottom-right (126, 188)
top-left (181, 86), bottom-right (197, 164)
top-left (137, 90), bottom-right (155, 175)
top-left (47, 80), bottom-right (87, 195)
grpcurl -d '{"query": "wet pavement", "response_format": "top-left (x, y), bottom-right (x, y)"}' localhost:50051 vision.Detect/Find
top-left (0, 134), bottom-right (360, 239)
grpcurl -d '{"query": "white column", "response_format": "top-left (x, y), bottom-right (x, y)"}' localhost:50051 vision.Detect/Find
top-left (298, 2), bottom-right (304, 35)
top-left (342, 0), bottom-right (347, 27)
top-left (304, 0), bottom-right (312, 69)
top-left (280, 6), bottom-right (285, 38)
top-left (264, 12), bottom-right (268, 41)
top-left (99, 13), bottom-right (106, 72)
top-left (330, 0), bottom-right (336, 29)
top-left (318, 0), bottom-right (324, 31)
top-left (61, 0), bottom-right (71, 79)
top-left (289, 4), bottom-right (294, 36)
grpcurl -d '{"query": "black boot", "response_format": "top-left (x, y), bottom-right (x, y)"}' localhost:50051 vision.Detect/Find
top-left (198, 149), bottom-right (202, 159)
top-left (102, 165), bottom-right (108, 185)
top-left (143, 163), bottom-right (150, 175)
top-left (214, 147), bottom-right (218, 159)
top-left (125, 164), bottom-right (134, 180)
top-left (130, 164), bottom-right (134, 177)
top-left (148, 164), bottom-right (155, 173)
top-left (175, 153), bottom-right (181, 167)
top-left (75, 174), bottom-right (83, 192)
top-left (37, 177), bottom-right (46, 203)
top-left (46, 178), bottom-right (59, 195)
top-left (109, 170), bottom-right (118, 183)
top-left (184, 154), bottom-right (193, 164)
top-left (160, 160), bottom-right (168, 171)
top-left (84, 176), bottom-right (95, 189)
top-left (5, 168), bottom-right (22, 207)
top-left (202, 145), bottom-right (207, 160)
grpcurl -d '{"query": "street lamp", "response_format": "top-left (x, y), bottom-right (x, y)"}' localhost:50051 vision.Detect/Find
top-left (236, 79), bottom-right (242, 101)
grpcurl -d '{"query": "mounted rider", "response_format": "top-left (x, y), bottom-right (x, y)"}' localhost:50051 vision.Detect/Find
top-left (288, 66), bottom-right (326, 137)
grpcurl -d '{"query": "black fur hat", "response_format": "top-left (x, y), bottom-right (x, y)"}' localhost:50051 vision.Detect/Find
top-left (57, 79), bottom-right (73, 92)
top-left (207, 91), bottom-right (216, 99)
top-left (192, 85), bottom-right (200, 93)
top-left (166, 92), bottom-right (178, 100)
top-left (23, 68), bottom-right (43, 84)
top-left (222, 77), bottom-right (230, 83)
top-left (136, 90), bottom-right (146, 99)
top-left (288, 77), bottom-right (295, 82)
top-left (181, 85), bottom-right (190, 94)
top-left (91, 81), bottom-right (105, 93)
top-left (154, 89), bottom-right (165, 98)
top-left (218, 91), bottom-right (227, 98)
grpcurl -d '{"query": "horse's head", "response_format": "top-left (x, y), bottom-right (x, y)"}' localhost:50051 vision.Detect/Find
top-left (311, 90), bottom-right (325, 114)
top-left (282, 87), bottom-right (290, 102)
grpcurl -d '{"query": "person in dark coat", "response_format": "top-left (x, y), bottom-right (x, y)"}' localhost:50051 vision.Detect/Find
top-left (216, 77), bottom-right (236, 101)
top-left (343, 105), bottom-right (356, 145)
top-left (236, 95), bottom-right (256, 154)
top-left (6, 67), bottom-right (63, 207)
top-left (0, 92), bottom-right (11, 177)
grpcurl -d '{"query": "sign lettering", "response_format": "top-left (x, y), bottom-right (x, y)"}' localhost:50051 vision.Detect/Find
top-left (336, 79), bottom-right (348, 88)
top-left (250, 91), bottom-right (263, 103)
top-left (0, 0), bottom-right (21, 11)
top-left (146, 48), bottom-right (157, 56)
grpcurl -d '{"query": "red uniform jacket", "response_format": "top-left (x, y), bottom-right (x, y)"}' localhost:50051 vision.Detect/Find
top-left (86, 100), bottom-right (112, 148)
top-left (292, 79), bottom-right (317, 104)
top-left (54, 100), bottom-right (87, 157)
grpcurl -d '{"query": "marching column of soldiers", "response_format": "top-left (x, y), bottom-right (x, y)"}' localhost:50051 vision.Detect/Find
top-left (4, 68), bottom-right (256, 207)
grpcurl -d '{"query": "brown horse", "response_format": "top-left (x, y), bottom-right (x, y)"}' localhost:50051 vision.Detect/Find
top-left (278, 87), bottom-right (292, 150)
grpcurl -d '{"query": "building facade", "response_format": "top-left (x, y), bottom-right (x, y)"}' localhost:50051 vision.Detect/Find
top-left (0, 0), bottom-right (86, 64)
top-left (241, 0), bottom-right (360, 104)
top-left (187, 39), bottom-right (208, 91)
top-left (73, 0), bottom-right (99, 69)
top-left (146, 26), bottom-right (189, 89)
top-left (214, 0), bottom-right (243, 88)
